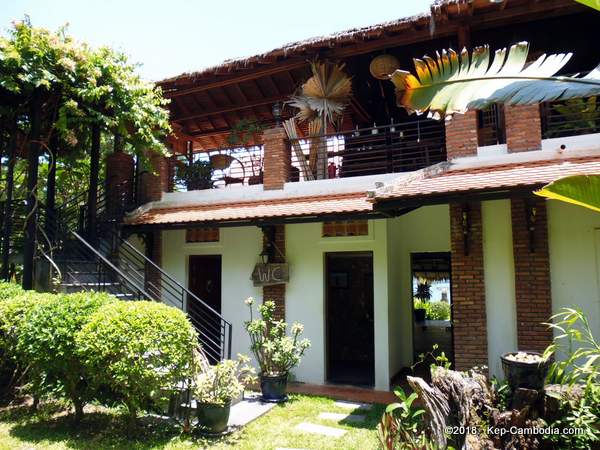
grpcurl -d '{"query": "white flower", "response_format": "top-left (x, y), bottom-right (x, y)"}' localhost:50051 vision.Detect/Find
top-left (245, 297), bottom-right (255, 306)
top-left (291, 322), bottom-right (304, 335)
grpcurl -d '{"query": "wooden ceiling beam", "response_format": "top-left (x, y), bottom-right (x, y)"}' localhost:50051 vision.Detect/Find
top-left (172, 94), bottom-right (289, 122)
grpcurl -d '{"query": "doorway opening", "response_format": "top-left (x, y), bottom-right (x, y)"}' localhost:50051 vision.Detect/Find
top-left (411, 252), bottom-right (453, 369)
top-left (325, 252), bottom-right (374, 387)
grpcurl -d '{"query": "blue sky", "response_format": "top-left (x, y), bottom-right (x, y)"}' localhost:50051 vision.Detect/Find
top-left (1, 0), bottom-right (433, 81)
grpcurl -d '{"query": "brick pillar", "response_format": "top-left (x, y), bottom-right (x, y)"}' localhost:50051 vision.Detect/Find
top-left (445, 111), bottom-right (478, 160)
top-left (262, 224), bottom-right (286, 320)
top-left (511, 197), bottom-right (552, 352)
top-left (450, 202), bottom-right (488, 371)
top-left (105, 150), bottom-right (134, 218)
top-left (505, 105), bottom-right (542, 153)
top-left (263, 127), bottom-right (290, 190)
top-left (138, 152), bottom-right (168, 204)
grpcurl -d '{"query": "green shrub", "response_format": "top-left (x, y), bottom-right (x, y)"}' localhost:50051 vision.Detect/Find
top-left (0, 291), bottom-right (52, 399)
top-left (0, 282), bottom-right (24, 301)
top-left (17, 291), bottom-right (116, 420)
top-left (413, 299), bottom-right (451, 321)
top-left (76, 301), bottom-right (197, 429)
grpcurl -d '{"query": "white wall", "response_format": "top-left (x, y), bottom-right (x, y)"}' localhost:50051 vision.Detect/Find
top-left (286, 220), bottom-right (390, 390)
top-left (548, 201), bottom-right (600, 342)
top-left (482, 200), bottom-right (518, 379)
top-left (386, 205), bottom-right (451, 378)
top-left (161, 227), bottom-right (263, 361)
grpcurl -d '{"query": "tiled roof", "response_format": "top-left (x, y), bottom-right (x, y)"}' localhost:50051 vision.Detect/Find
top-left (126, 193), bottom-right (373, 226)
top-left (373, 155), bottom-right (600, 202)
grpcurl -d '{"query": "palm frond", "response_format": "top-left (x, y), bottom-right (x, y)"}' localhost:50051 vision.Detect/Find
top-left (535, 174), bottom-right (600, 213)
top-left (389, 41), bottom-right (600, 118)
top-left (288, 61), bottom-right (352, 125)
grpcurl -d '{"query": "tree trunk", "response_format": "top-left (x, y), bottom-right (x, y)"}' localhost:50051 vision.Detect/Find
top-left (86, 123), bottom-right (101, 244)
top-left (73, 398), bottom-right (84, 423)
top-left (23, 91), bottom-right (43, 290)
top-left (1, 122), bottom-right (17, 281)
top-left (44, 133), bottom-right (58, 243)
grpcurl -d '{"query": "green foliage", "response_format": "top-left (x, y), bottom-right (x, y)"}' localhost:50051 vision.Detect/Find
top-left (175, 159), bottom-right (213, 191)
top-left (0, 282), bottom-right (23, 301)
top-left (192, 354), bottom-right (256, 406)
top-left (0, 290), bottom-right (52, 398)
top-left (490, 377), bottom-right (511, 411)
top-left (414, 281), bottom-right (431, 301)
top-left (377, 387), bottom-right (432, 450)
top-left (243, 297), bottom-right (311, 377)
top-left (414, 299), bottom-right (451, 321)
top-left (16, 292), bottom-right (116, 418)
top-left (549, 96), bottom-right (600, 137)
top-left (542, 308), bottom-right (600, 448)
top-left (76, 301), bottom-right (197, 427)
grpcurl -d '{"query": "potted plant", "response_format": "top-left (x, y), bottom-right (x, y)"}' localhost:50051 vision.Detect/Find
top-left (192, 354), bottom-right (256, 435)
top-left (500, 351), bottom-right (551, 391)
top-left (176, 159), bottom-right (214, 191)
top-left (243, 297), bottom-right (311, 403)
top-left (413, 299), bottom-right (427, 323)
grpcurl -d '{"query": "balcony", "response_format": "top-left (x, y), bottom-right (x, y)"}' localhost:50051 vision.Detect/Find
top-left (288, 120), bottom-right (446, 182)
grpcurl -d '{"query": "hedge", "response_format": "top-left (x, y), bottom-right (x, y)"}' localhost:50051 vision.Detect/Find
top-left (17, 291), bottom-right (116, 420)
top-left (0, 281), bottom-right (24, 301)
top-left (77, 301), bottom-right (197, 428)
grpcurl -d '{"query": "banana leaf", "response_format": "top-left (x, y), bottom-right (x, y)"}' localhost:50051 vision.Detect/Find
top-left (389, 42), bottom-right (600, 118)
top-left (535, 175), bottom-right (600, 213)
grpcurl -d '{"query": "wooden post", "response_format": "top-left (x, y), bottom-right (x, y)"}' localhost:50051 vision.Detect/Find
top-left (1, 122), bottom-right (17, 281)
top-left (22, 91), bottom-right (42, 290)
top-left (86, 123), bottom-right (101, 243)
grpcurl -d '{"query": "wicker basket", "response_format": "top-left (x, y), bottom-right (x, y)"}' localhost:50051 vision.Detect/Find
top-left (369, 54), bottom-right (401, 80)
top-left (210, 154), bottom-right (233, 170)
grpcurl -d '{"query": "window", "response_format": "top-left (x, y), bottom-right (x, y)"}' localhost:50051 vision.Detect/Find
top-left (186, 227), bottom-right (219, 243)
top-left (322, 220), bottom-right (368, 237)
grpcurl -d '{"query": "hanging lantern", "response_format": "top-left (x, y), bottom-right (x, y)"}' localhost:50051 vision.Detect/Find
top-left (369, 54), bottom-right (401, 80)
top-left (210, 154), bottom-right (233, 170)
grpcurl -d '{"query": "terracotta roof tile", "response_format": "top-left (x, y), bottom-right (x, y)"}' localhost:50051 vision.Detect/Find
top-left (126, 193), bottom-right (372, 226)
top-left (373, 156), bottom-right (600, 201)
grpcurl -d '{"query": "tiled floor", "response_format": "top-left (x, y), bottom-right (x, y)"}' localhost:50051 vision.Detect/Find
top-left (287, 382), bottom-right (397, 404)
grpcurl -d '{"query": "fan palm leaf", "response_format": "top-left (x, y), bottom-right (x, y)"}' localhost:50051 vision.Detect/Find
top-left (535, 175), bottom-right (600, 213)
top-left (289, 61), bottom-right (352, 125)
top-left (389, 41), bottom-right (600, 118)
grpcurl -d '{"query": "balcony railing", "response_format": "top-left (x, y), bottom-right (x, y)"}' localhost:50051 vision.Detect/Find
top-left (288, 120), bottom-right (446, 181)
top-left (173, 145), bottom-right (264, 191)
top-left (477, 104), bottom-right (506, 147)
top-left (541, 96), bottom-right (600, 139)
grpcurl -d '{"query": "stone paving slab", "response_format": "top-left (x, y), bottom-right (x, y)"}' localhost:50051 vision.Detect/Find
top-left (228, 392), bottom-right (276, 427)
top-left (295, 422), bottom-right (347, 437)
top-left (333, 400), bottom-right (373, 411)
top-left (318, 411), bottom-right (366, 423)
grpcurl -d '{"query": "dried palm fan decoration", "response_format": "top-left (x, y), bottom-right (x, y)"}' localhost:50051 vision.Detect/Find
top-left (389, 41), bottom-right (600, 119)
top-left (282, 118), bottom-right (314, 181)
top-left (288, 60), bottom-right (352, 178)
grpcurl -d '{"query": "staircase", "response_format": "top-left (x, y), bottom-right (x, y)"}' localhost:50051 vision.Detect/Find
top-left (34, 187), bottom-right (232, 362)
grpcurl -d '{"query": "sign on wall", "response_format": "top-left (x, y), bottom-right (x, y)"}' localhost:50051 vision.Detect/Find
top-left (251, 263), bottom-right (289, 286)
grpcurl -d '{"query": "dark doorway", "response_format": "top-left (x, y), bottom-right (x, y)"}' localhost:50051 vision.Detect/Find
top-left (411, 252), bottom-right (453, 368)
top-left (326, 252), bottom-right (374, 387)
top-left (188, 255), bottom-right (222, 363)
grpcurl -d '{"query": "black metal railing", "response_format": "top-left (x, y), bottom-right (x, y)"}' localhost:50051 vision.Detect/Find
top-left (174, 145), bottom-right (264, 191)
top-left (541, 97), bottom-right (600, 139)
top-left (36, 185), bottom-right (232, 361)
top-left (288, 120), bottom-right (446, 181)
top-left (477, 104), bottom-right (506, 147)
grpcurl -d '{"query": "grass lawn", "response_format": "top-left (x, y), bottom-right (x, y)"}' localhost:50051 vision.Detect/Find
top-left (0, 394), bottom-right (385, 450)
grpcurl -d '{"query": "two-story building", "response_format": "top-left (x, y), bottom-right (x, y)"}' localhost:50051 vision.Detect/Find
top-left (111, 0), bottom-right (600, 391)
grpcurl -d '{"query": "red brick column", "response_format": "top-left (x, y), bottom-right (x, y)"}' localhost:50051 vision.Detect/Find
top-left (450, 202), bottom-right (488, 371)
top-left (138, 152), bottom-right (168, 204)
top-left (263, 127), bottom-right (290, 190)
top-left (105, 150), bottom-right (134, 218)
top-left (511, 197), bottom-right (553, 352)
top-left (445, 111), bottom-right (478, 159)
top-left (505, 105), bottom-right (542, 153)
top-left (263, 224), bottom-right (286, 320)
